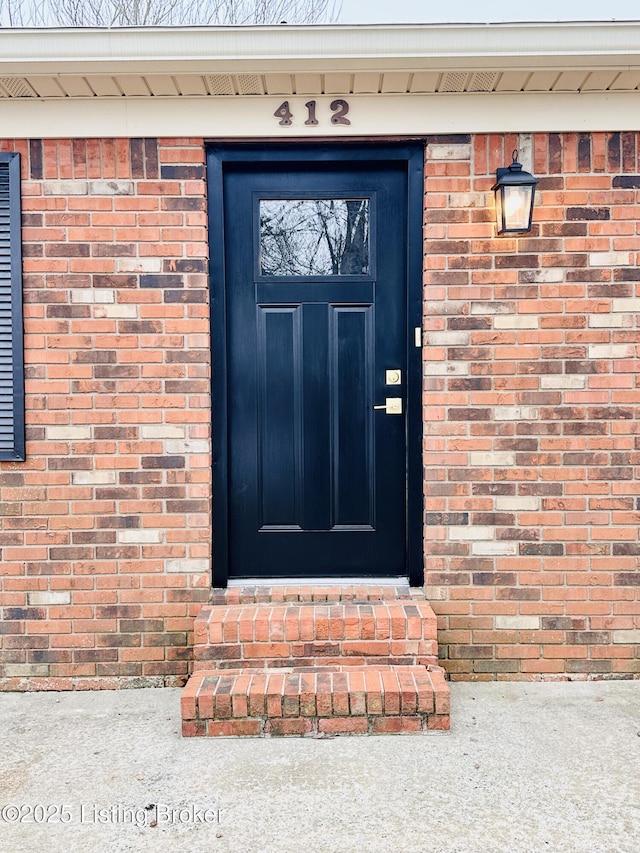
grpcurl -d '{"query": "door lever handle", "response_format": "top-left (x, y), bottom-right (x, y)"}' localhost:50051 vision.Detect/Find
top-left (373, 397), bottom-right (402, 415)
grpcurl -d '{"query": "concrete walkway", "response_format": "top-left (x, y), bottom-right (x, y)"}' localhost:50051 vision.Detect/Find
top-left (1, 681), bottom-right (639, 853)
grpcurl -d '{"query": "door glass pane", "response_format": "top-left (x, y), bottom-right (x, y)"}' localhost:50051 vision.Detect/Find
top-left (259, 198), bottom-right (370, 276)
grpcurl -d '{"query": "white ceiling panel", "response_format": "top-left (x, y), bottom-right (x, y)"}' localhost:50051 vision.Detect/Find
top-left (25, 76), bottom-right (64, 97)
top-left (176, 75), bottom-right (208, 96)
top-left (552, 71), bottom-right (590, 91)
top-left (324, 73), bottom-right (352, 94)
top-left (116, 76), bottom-right (150, 96)
top-left (146, 75), bottom-right (180, 96)
top-left (264, 74), bottom-right (294, 95)
top-left (524, 71), bottom-right (561, 91)
top-left (294, 74), bottom-right (322, 94)
top-left (353, 72), bottom-right (381, 93)
top-left (85, 76), bottom-right (121, 96)
top-left (581, 71), bottom-right (619, 91)
top-left (381, 72), bottom-right (410, 93)
top-left (609, 71), bottom-right (640, 90)
top-left (495, 71), bottom-right (529, 92)
top-left (409, 72), bottom-right (439, 93)
top-left (58, 77), bottom-right (94, 97)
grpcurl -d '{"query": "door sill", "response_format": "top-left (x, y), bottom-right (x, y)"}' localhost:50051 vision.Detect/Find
top-left (227, 577), bottom-right (410, 587)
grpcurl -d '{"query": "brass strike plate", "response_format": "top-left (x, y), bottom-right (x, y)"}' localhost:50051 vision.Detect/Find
top-left (385, 369), bottom-right (402, 386)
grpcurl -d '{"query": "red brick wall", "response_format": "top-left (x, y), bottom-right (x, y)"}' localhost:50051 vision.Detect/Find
top-left (1, 132), bottom-right (640, 687)
top-left (424, 132), bottom-right (640, 680)
top-left (0, 138), bottom-right (210, 688)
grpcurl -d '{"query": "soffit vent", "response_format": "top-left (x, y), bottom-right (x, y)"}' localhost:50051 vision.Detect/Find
top-left (468, 71), bottom-right (499, 92)
top-left (0, 78), bottom-right (35, 98)
top-left (237, 74), bottom-right (264, 95)
top-left (206, 75), bottom-right (235, 95)
top-left (440, 72), bottom-right (469, 93)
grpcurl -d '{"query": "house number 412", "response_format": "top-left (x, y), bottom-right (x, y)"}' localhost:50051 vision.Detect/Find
top-left (274, 99), bottom-right (351, 127)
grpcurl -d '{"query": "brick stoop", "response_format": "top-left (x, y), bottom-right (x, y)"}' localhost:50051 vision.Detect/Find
top-left (182, 665), bottom-right (450, 736)
top-left (181, 585), bottom-right (450, 737)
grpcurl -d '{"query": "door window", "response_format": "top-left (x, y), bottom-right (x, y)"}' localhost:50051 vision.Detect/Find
top-left (259, 198), bottom-right (370, 276)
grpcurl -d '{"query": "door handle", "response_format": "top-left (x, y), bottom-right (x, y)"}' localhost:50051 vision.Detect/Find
top-left (373, 397), bottom-right (403, 415)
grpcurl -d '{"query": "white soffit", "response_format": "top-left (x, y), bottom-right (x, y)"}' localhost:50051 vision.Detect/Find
top-left (3, 67), bottom-right (640, 101)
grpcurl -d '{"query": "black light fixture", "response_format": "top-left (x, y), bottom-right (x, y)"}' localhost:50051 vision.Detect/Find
top-left (493, 149), bottom-right (538, 235)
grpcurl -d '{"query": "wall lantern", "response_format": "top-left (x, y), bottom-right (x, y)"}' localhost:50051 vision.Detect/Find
top-left (493, 149), bottom-right (538, 235)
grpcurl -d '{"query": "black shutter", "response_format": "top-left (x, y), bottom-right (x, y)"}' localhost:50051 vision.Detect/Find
top-left (0, 152), bottom-right (25, 461)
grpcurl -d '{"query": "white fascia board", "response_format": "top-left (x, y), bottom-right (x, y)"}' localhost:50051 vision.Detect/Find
top-left (1, 22), bottom-right (640, 76)
top-left (2, 92), bottom-right (639, 138)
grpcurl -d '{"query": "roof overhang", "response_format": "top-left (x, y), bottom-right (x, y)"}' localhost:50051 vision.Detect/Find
top-left (1, 22), bottom-right (639, 136)
top-left (2, 22), bottom-right (640, 74)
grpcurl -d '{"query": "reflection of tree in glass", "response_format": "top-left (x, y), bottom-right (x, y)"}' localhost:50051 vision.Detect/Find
top-left (260, 199), bottom-right (369, 275)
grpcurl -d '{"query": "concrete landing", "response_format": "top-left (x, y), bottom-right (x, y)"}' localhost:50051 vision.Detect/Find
top-left (1, 681), bottom-right (639, 852)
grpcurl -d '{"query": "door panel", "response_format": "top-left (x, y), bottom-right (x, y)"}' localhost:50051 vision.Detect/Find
top-left (216, 152), bottom-right (418, 580)
top-left (257, 306), bottom-right (302, 528)
top-left (331, 306), bottom-right (374, 528)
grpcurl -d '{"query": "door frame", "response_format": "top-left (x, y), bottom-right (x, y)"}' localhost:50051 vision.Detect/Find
top-left (207, 141), bottom-right (424, 587)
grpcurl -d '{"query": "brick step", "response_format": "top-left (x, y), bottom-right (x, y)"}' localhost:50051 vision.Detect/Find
top-left (212, 584), bottom-right (425, 605)
top-left (181, 664), bottom-right (450, 737)
top-left (193, 600), bottom-right (439, 670)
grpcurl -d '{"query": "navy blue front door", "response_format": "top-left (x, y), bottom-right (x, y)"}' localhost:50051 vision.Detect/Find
top-left (210, 146), bottom-right (422, 582)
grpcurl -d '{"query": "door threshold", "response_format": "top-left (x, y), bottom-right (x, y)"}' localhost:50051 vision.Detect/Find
top-left (227, 577), bottom-right (410, 587)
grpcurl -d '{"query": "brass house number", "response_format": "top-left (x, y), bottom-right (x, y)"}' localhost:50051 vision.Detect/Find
top-left (274, 99), bottom-right (351, 127)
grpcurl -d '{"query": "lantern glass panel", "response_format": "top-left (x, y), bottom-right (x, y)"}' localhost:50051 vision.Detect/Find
top-left (495, 188), bottom-right (503, 233)
top-left (502, 185), bottom-right (533, 231)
